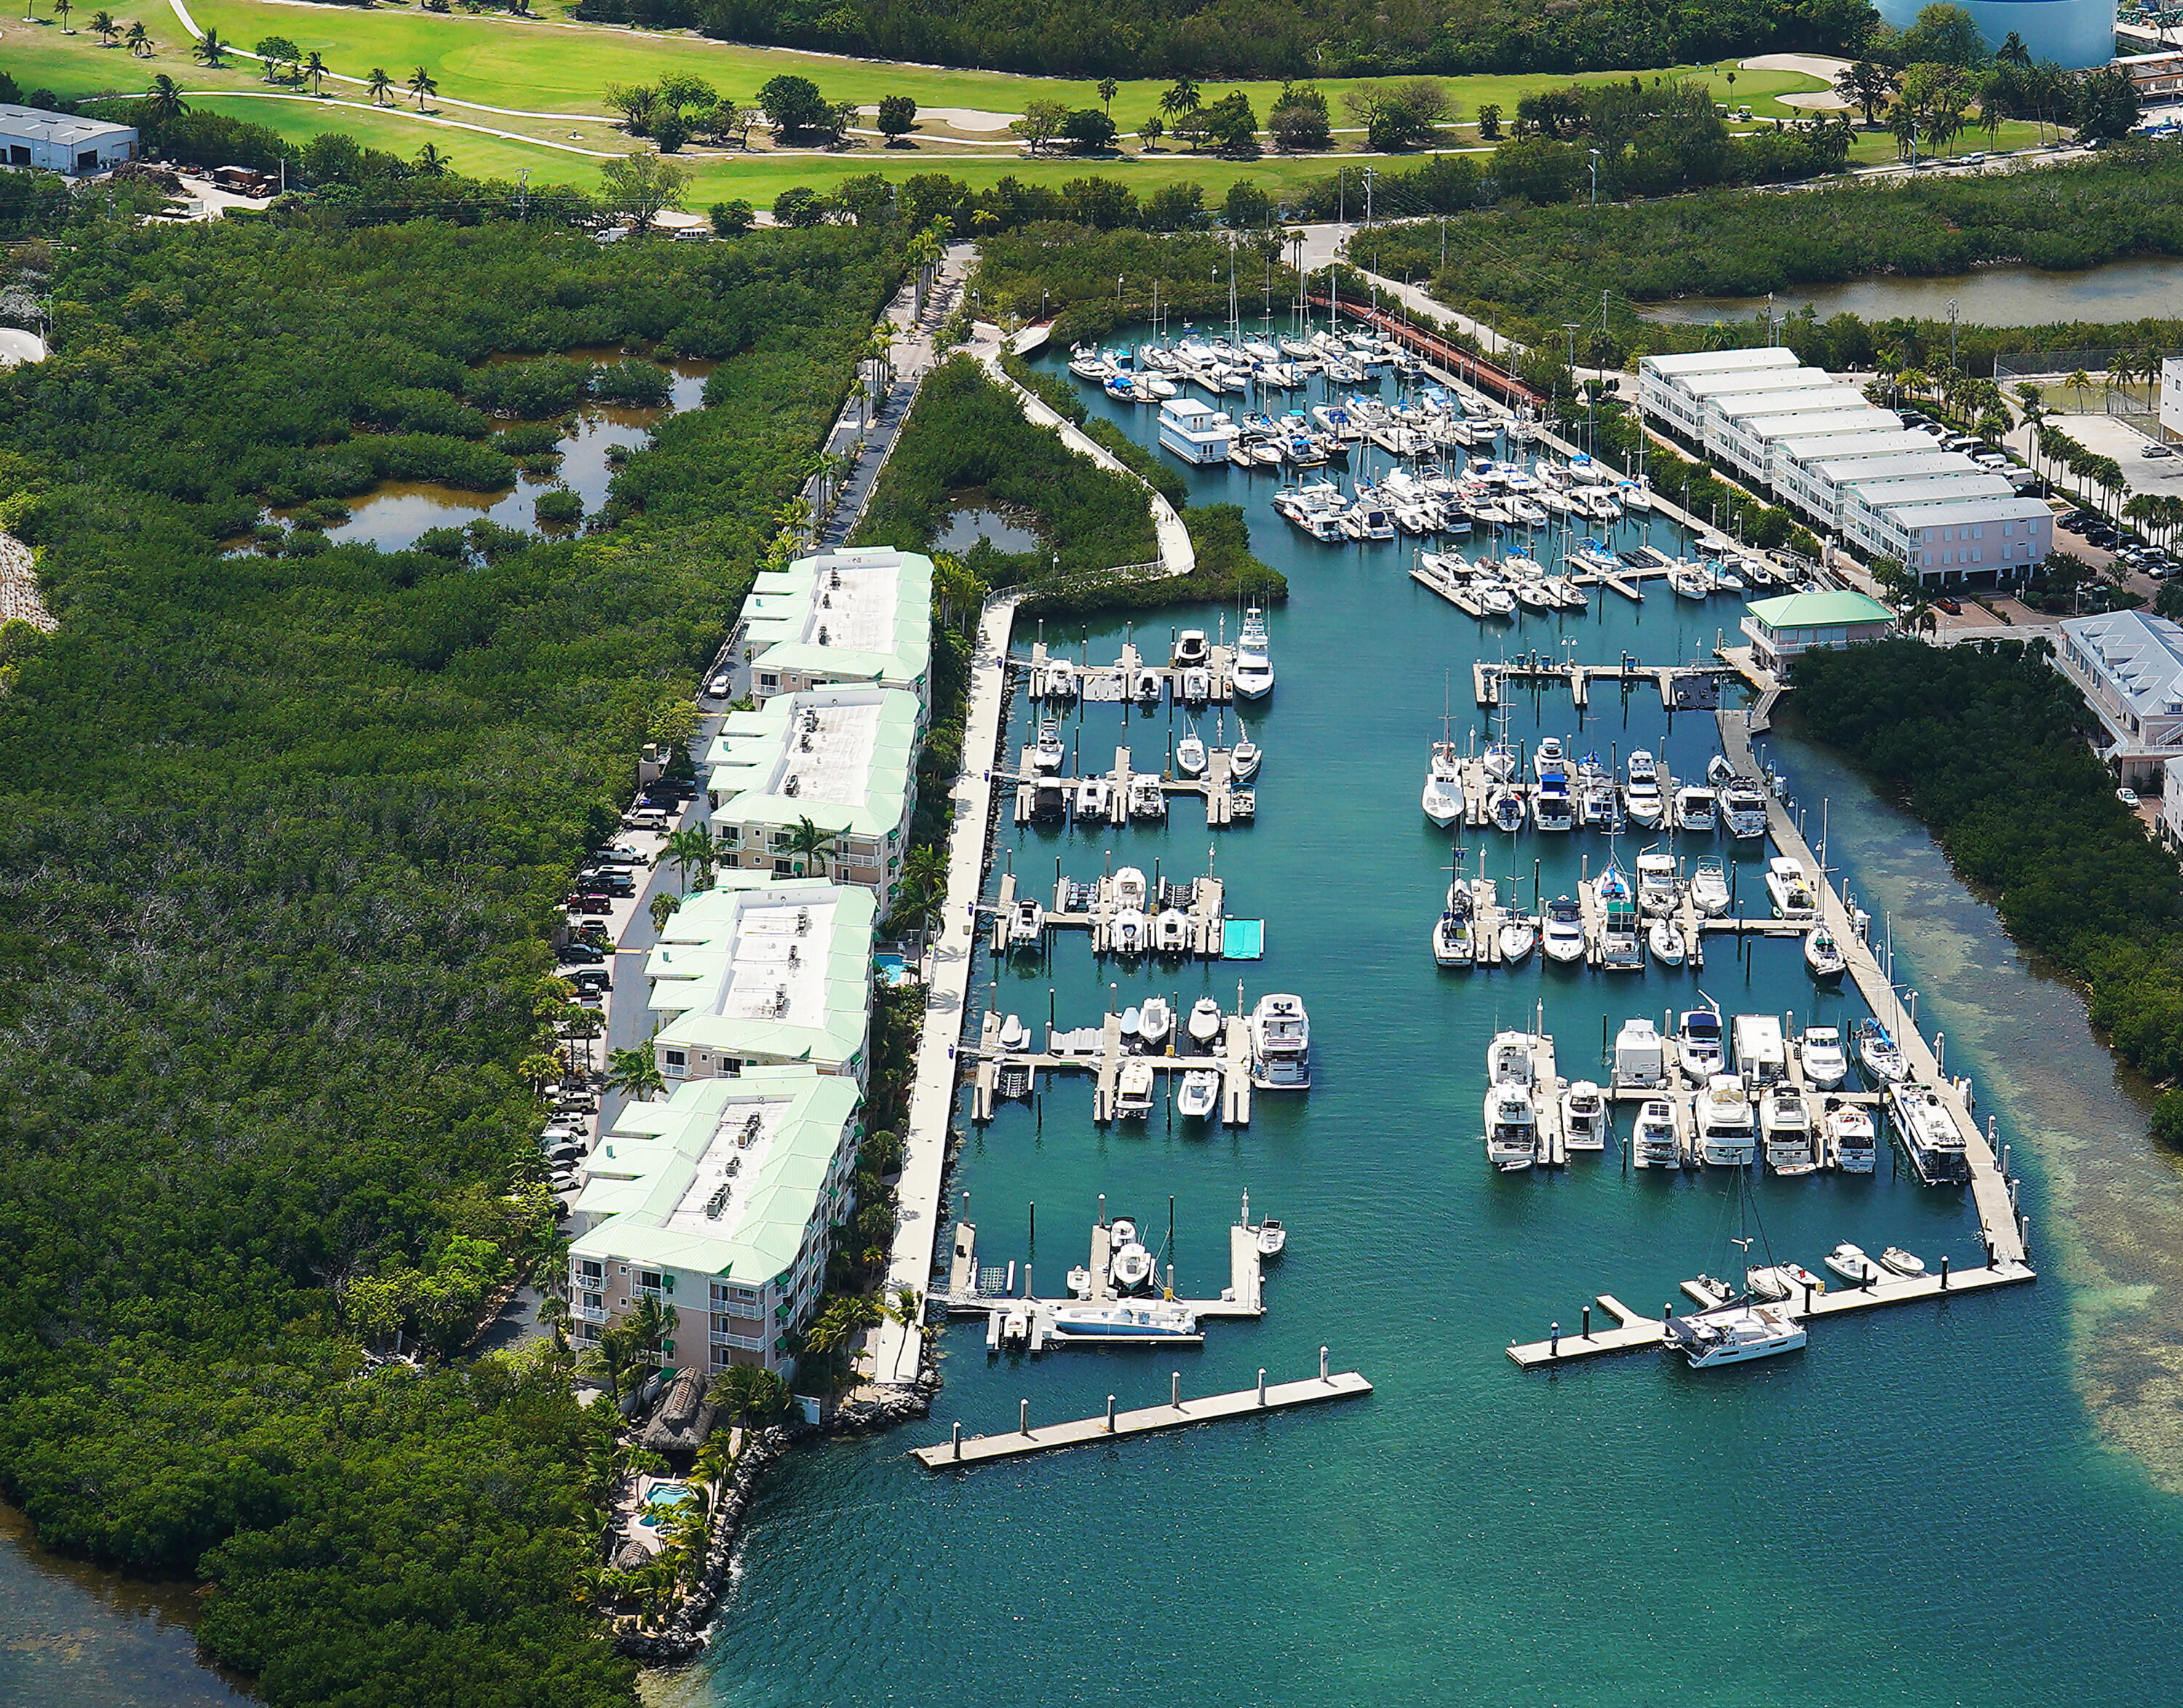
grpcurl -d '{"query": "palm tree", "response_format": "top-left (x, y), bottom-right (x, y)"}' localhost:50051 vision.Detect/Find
top-left (54, 0), bottom-right (72, 31)
top-left (302, 50), bottom-right (327, 95)
top-left (414, 141), bottom-right (450, 176)
top-left (1158, 76), bottom-right (1200, 122)
top-left (408, 65), bottom-right (438, 111)
top-left (782, 815), bottom-right (838, 879)
top-left (192, 27), bottom-right (224, 67)
top-left (708, 1361), bottom-right (790, 1428)
top-left (89, 8), bottom-right (114, 43)
top-left (124, 20), bottom-right (149, 55)
top-left (143, 73), bottom-right (187, 122)
top-left (605, 1040), bottom-right (666, 1102)
top-left (518, 1051), bottom-right (562, 1094)
top-left (367, 65), bottom-right (393, 106)
top-left (804, 1292), bottom-right (882, 1387)
top-left (1097, 77), bottom-right (1118, 117)
top-left (663, 825), bottom-right (716, 890)
top-left (2066, 368), bottom-right (2093, 410)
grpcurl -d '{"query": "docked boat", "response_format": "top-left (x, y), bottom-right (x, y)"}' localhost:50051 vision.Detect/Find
top-left (1043, 659), bottom-right (1078, 702)
top-left (1177, 1069), bottom-right (1219, 1120)
top-left (1483, 1079), bottom-right (1538, 1171)
top-left (1648, 916), bottom-right (1686, 966)
top-left (1624, 751), bottom-right (1665, 827)
top-left (1138, 996), bottom-right (1174, 1051)
top-left (1033, 721), bottom-right (1065, 772)
top-left (1541, 894), bottom-right (1585, 963)
top-left (1599, 900), bottom-right (1645, 972)
top-left (1229, 734), bottom-right (1262, 783)
top-left (1176, 727), bottom-right (1208, 779)
top-left (1180, 667), bottom-right (1212, 704)
top-left (1746, 1261), bottom-right (1826, 1303)
top-left (1879, 1245), bottom-right (1928, 1278)
top-left (1434, 902), bottom-right (1475, 968)
top-left (1487, 1027), bottom-right (1538, 1088)
top-left (1888, 1082), bottom-right (1970, 1185)
top-left (1636, 850), bottom-right (1680, 916)
top-left (1114, 1060), bottom-right (1156, 1119)
top-left (1490, 787), bottom-right (1525, 833)
top-left (1114, 867), bottom-right (1148, 912)
top-left (1074, 776), bottom-right (1111, 819)
top-left (1706, 754), bottom-right (1736, 787)
top-left (1532, 771), bottom-right (1574, 831)
top-left (1721, 780), bottom-right (1769, 840)
top-left (1695, 1074), bottom-right (1756, 1167)
top-left (1577, 754), bottom-right (1621, 831)
top-left (1613, 1016), bottom-right (1667, 1092)
top-left (1498, 913), bottom-right (1538, 963)
top-left (1045, 1300), bottom-right (1201, 1343)
top-left (1562, 1080), bottom-right (1610, 1151)
top-left (997, 1013), bottom-right (1028, 1053)
top-left (1853, 1017), bottom-right (1908, 1084)
top-left (1634, 1097), bottom-right (1681, 1167)
top-left (1689, 856), bottom-right (1731, 917)
top-left (1110, 907), bottom-right (1148, 956)
top-left (1153, 907), bottom-right (1191, 954)
top-left (1666, 1303), bottom-right (1807, 1367)
top-left (1760, 1087), bottom-right (1818, 1176)
top-left (1248, 993), bottom-right (1310, 1089)
top-left (1231, 606), bottom-right (1275, 699)
top-left (1804, 925), bottom-right (1847, 981)
top-left (1482, 731), bottom-right (1519, 783)
top-left (1128, 776), bottom-right (1167, 820)
top-left (1674, 786), bottom-right (1717, 833)
top-left (1765, 857), bottom-right (1818, 920)
top-left (1825, 1242), bottom-right (1882, 1284)
top-left (1423, 736), bottom-right (1463, 827)
top-left (1187, 996), bottom-right (1224, 1049)
top-left (1667, 562), bottom-right (1713, 600)
top-left (1799, 1025), bottom-right (1847, 1089)
top-left (1821, 1100), bottom-right (1877, 1172)
top-left (1007, 896), bottom-right (1045, 950)
top-left (1134, 668), bottom-right (1164, 704)
top-left (1531, 736), bottom-right (1567, 784)
top-left (1677, 1006), bottom-right (1725, 1082)
top-left (1173, 629), bottom-right (1210, 670)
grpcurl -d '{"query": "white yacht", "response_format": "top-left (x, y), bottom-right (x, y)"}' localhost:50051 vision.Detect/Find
top-left (1541, 894), bottom-right (1585, 964)
top-left (1488, 1027), bottom-right (1538, 1088)
top-left (1577, 753), bottom-right (1621, 830)
top-left (1677, 1006), bottom-right (1725, 1082)
top-left (1562, 1080), bottom-right (1610, 1152)
top-left (1176, 727), bottom-right (1208, 779)
top-left (1667, 562), bottom-right (1713, 600)
top-left (1823, 1100), bottom-right (1877, 1172)
top-left (1634, 1097), bottom-right (1681, 1167)
top-left (1043, 659), bottom-right (1078, 702)
top-left (1007, 896), bottom-right (1045, 951)
top-left (1158, 396), bottom-right (1238, 465)
top-left (1624, 751), bottom-right (1664, 827)
top-left (1696, 1074), bottom-right (1757, 1167)
top-left (1761, 1087), bottom-right (1818, 1176)
top-left (1074, 776), bottom-right (1110, 819)
top-left (1799, 1026), bottom-right (1847, 1089)
top-left (1422, 738), bottom-right (1463, 827)
top-left (1153, 906), bottom-right (1192, 954)
top-left (1187, 996), bottom-right (1224, 1050)
top-left (1532, 771), bottom-right (1574, 831)
top-left (1690, 856), bottom-right (1731, 917)
top-left (1888, 1083), bottom-right (1970, 1185)
top-left (1649, 916), bottom-right (1686, 966)
top-left (1826, 1242), bottom-right (1882, 1284)
top-left (1115, 1060), bottom-right (1156, 1119)
top-left (1176, 1068), bottom-right (1219, 1120)
top-left (1636, 850), bottom-right (1680, 916)
top-left (1248, 993), bottom-right (1310, 1089)
top-left (1032, 721), bottom-right (1065, 773)
top-left (1531, 735), bottom-right (1567, 784)
top-left (1721, 779), bottom-right (1769, 840)
top-left (1613, 1017), bottom-right (1666, 1092)
top-left (1804, 925), bottom-right (1847, 981)
top-left (1483, 1080), bottom-right (1538, 1171)
top-left (1880, 1246), bottom-right (1928, 1278)
top-left (1854, 1019), bottom-right (1908, 1084)
top-left (1045, 1300), bottom-right (1200, 1343)
top-left (1765, 856), bottom-right (1817, 919)
top-left (1110, 907), bottom-right (1148, 956)
top-left (1230, 734), bottom-right (1262, 782)
top-left (1172, 629), bottom-right (1210, 670)
top-left (1231, 607), bottom-right (1275, 699)
top-left (1667, 1303), bottom-right (1806, 1367)
top-left (1137, 996), bottom-right (1174, 1051)
top-left (1113, 866), bottom-right (1148, 911)
top-left (1434, 899), bottom-right (1476, 969)
top-left (1674, 785), bottom-right (1717, 833)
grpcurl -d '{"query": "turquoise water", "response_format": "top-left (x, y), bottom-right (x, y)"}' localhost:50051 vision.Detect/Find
top-left (681, 341), bottom-right (2183, 1707)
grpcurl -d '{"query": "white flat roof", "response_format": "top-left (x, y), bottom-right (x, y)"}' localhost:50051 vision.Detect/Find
top-left (1717, 387), bottom-right (1869, 422)
top-left (1889, 495), bottom-right (2054, 527)
top-left (1679, 367), bottom-right (1835, 400)
top-left (1808, 450), bottom-right (1989, 483)
top-left (1745, 407), bottom-right (1898, 441)
top-left (1776, 429), bottom-right (1930, 463)
top-left (1643, 348), bottom-right (1802, 378)
top-left (1850, 472), bottom-right (2017, 507)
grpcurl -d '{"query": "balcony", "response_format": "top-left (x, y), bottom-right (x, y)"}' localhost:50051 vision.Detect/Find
top-left (574, 1303), bottom-right (608, 1325)
top-left (709, 1328), bottom-right (766, 1350)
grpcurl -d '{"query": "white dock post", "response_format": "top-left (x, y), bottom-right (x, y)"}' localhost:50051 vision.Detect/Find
top-left (1939, 1255), bottom-right (1950, 1290)
top-left (1106, 1394), bottom-right (1117, 1431)
top-left (1257, 1368), bottom-right (1267, 1405)
top-left (1172, 1371), bottom-right (1182, 1408)
top-left (1320, 1345), bottom-right (1330, 1382)
top-left (1019, 1399), bottom-right (1030, 1436)
top-left (1936, 1031), bottom-right (1945, 1077)
top-left (1549, 1322), bottom-right (1560, 1357)
top-left (952, 1421), bottom-right (963, 1461)
top-left (1580, 1305), bottom-right (1591, 1340)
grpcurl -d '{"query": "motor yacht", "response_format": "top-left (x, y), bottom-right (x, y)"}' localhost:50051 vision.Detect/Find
top-left (1110, 907), bottom-right (1148, 956)
top-left (1114, 867), bottom-right (1148, 911)
top-left (1634, 1097), bottom-right (1681, 1167)
top-left (1074, 776), bottom-right (1110, 819)
top-left (1765, 857), bottom-right (1818, 920)
top-left (1823, 1100), bottom-right (1877, 1172)
top-left (1248, 993), bottom-right (1310, 1089)
top-left (1230, 606), bottom-right (1275, 699)
top-left (1696, 1074), bottom-right (1756, 1167)
top-left (1562, 1080), bottom-right (1610, 1151)
top-left (1799, 1026), bottom-right (1847, 1089)
top-left (1532, 771), bottom-right (1574, 831)
top-left (1636, 850), bottom-right (1680, 916)
top-left (1177, 1069), bottom-right (1219, 1120)
top-left (1853, 1018), bottom-right (1908, 1084)
top-left (1007, 897), bottom-right (1045, 951)
top-left (1577, 754), bottom-right (1621, 830)
top-left (1674, 786), bottom-right (1717, 833)
top-left (1488, 1028), bottom-right (1538, 1087)
top-left (1542, 894), bottom-right (1585, 964)
top-left (1032, 721), bottom-right (1065, 773)
top-left (1484, 1080), bottom-right (1538, 1172)
top-left (1613, 1016), bottom-right (1666, 1092)
top-left (1624, 750), bottom-right (1665, 827)
top-left (1761, 1087), bottom-right (1818, 1176)
top-left (1187, 996), bottom-right (1224, 1050)
top-left (1677, 1006), bottom-right (1725, 1082)
top-left (1888, 1083), bottom-right (1970, 1185)
top-left (1532, 736), bottom-right (1567, 784)
top-left (1230, 734), bottom-right (1262, 783)
top-left (1115, 1061), bottom-right (1156, 1119)
top-left (1043, 659), bottom-right (1078, 702)
top-left (1153, 907), bottom-right (1192, 955)
top-left (1423, 739), bottom-right (1464, 827)
top-left (1137, 996), bottom-right (1174, 1052)
top-left (1721, 780), bottom-right (1769, 840)
top-left (1804, 925), bottom-right (1847, 981)
top-left (1177, 726), bottom-right (1208, 779)
top-left (1825, 1242), bottom-right (1882, 1284)
top-left (1690, 856), bottom-right (1731, 917)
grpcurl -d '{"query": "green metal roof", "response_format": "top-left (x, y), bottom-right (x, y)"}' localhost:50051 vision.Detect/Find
top-left (703, 687), bottom-right (919, 840)
top-left (743, 549), bottom-right (932, 695)
top-left (1744, 590), bottom-right (1894, 630)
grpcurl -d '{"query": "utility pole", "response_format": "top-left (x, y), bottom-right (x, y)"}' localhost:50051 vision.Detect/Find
top-left (1588, 147), bottom-right (1600, 207)
top-left (1947, 298), bottom-right (1959, 374)
top-left (518, 167), bottom-right (530, 220)
top-left (1363, 164), bottom-right (1375, 227)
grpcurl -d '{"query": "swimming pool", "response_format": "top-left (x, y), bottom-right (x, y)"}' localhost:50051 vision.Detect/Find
top-left (636, 1481), bottom-right (694, 1528)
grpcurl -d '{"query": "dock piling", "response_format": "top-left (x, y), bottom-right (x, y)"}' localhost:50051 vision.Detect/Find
top-left (1257, 1369), bottom-right (1268, 1406)
top-left (1550, 1322), bottom-right (1561, 1357)
top-left (1320, 1345), bottom-right (1330, 1381)
top-left (1106, 1394), bottom-right (1117, 1432)
top-left (1581, 1306), bottom-right (1591, 1340)
top-left (1940, 1255), bottom-right (1950, 1290)
top-left (1172, 1372), bottom-right (1182, 1409)
top-left (952, 1421), bottom-right (962, 1460)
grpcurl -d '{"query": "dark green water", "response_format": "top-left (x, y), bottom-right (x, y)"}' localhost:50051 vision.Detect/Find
top-left (677, 346), bottom-right (2183, 1708)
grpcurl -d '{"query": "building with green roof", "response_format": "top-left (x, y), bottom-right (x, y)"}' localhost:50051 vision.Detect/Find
top-left (704, 686), bottom-right (918, 897)
top-left (647, 875), bottom-right (878, 1085)
top-left (1741, 589), bottom-right (1896, 672)
top-left (568, 1068), bottom-right (862, 1373)
top-left (731, 548), bottom-right (933, 716)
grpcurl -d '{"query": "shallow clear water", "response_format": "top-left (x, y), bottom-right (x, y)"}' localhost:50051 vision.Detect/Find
top-left (1637, 255), bottom-right (2183, 327)
top-left (935, 506), bottom-right (1042, 555)
top-left (675, 334), bottom-right (2183, 1708)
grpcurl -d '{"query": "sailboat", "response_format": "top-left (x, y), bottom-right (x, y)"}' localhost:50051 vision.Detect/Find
top-left (1664, 1177), bottom-right (1809, 1368)
top-left (1423, 683), bottom-right (1463, 827)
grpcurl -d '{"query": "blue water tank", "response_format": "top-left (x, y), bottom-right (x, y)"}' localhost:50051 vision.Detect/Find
top-left (1873, 0), bottom-right (2117, 69)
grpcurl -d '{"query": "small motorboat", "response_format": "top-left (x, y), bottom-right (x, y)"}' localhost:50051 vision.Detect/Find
top-left (1256, 1219), bottom-right (1287, 1258)
top-left (1746, 1261), bottom-right (1826, 1303)
top-left (1690, 857), bottom-right (1731, 918)
top-left (1043, 660), bottom-right (1078, 702)
top-left (1177, 1068), bottom-right (1219, 1119)
top-left (1114, 1061), bottom-right (1156, 1119)
top-left (1706, 754), bottom-right (1735, 788)
top-left (1825, 1242), bottom-right (1882, 1284)
top-left (1636, 850), bottom-right (1680, 916)
top-left (1649, 916), bottom-right (1685, 966)
top-left (996, 1013), bottom-right (1028, 1052)
top-left (1153, 907), bottom-right (1192, 954)
top-left (1177, 728), bottom-right (1208, 778)
top-left (1173, 630), bottom-right (1210, 669)
top-left (1824, 1100), bottom-right (1877, 1172)
top-left (1180, 667), bottom-right (1212, 704)
top-left (1561, 1080), bottom-right (1610, 1151)
top-left (1138, 996), bottom-right (1174, 1051)
top-left (1007, 896), bottom-right (1045, 950)
top-left (1230, 736), bottom-right (1263, 783)
top-left (1134, 669), bottom-right (1164, 704)
top-left (1498, 914), bottom-right (1537, 964)
top-left (1044, 1300), bottom-right (1200, 1342)
top-left (1187, 997), bottom-right (1224, 1049)
top-left (1032, 721), bottom-right (1065, 772)
top-left (1804, 925), bottom-right (1848, 981)
top-left (1765, 856), bottom-right (1817, 920)
top-left (1074, 776), bottom-right (1110, 819)
top-left (1799, 1026), bottom-right (1848, 1089)
top-left (1110, 907), bottom-right (1148, 956)
top-left (1541, 894), bottom-right (1585, 964)
top-left (1879, 1246), bottom-right (1928, 1278)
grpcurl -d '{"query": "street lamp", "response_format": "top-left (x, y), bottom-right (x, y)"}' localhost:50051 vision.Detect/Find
top-left (1588, 148), bottom-right (1601, 207)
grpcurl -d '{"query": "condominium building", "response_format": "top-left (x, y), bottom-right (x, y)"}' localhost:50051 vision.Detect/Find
top-left (648, 875), bottom-right (878, 1085)
top-left (730, 548), bottom-right (933, 715)
top-left (2054, 611), bottom-right (2183, 787)
top-left (568, 1068), bottom-right (862, 1373)
top-left (1739, 589), bottom-right (1896, 672)
top-left (704, 686), bottom-right (918, 895)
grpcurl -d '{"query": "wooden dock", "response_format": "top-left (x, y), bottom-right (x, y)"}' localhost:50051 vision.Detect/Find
top-left (1473, 659), bottom-right (1735, 712)
top-left (1719, 710), bottom-right (2028, 1266)
top-left (914, 1367), bottom-right (1374, 1468)
top-left (1020, 638), bottom-right (1235, 704)
top-left (1506, 1260), bottom-right (2035, 1368)
top-left (939, 1207), bottom-right (1268, 1322)
top-left (969, 998), bottom-right (1262, 1126)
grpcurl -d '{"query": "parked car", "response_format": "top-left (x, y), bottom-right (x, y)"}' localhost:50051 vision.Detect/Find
top-left (569, 969), bottom-right (612, 993)
top-left (2146, 443), bottom-right (2174, 459)
top-left (621, 807), bottom-right (669, 831)
top-left (1936, 596), bottom-right (1962, 614)
top-left (706, 671), bottom-right (733, 697)
top-left (2118, 787), bottom-right (2142, 808)
top-left (559, 942), bottom-right (608, 966)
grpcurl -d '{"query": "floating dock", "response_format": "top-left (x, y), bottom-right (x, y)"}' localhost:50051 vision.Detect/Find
top-left (966, 990), bottom-right (1265, 1125)
top-left (1021, 637), bottom-right (1234, 704)
top-left (1472, 659), bottom-right (1735, 712)
top-left (940, 1207), bottom-right (1267, 1328)
top-left (914, 1365), bottom-right (1374, 1469)
top-left (1010, 741), bottom-right (1257, 830)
